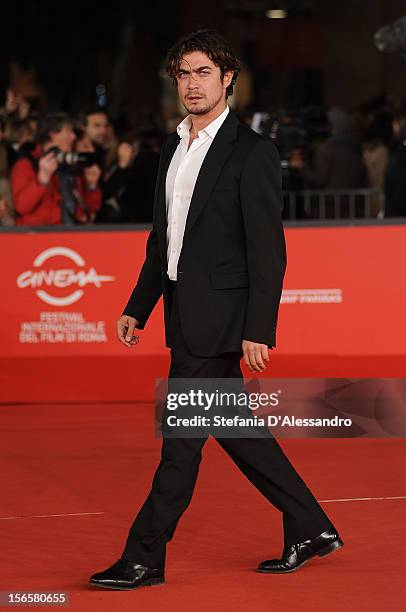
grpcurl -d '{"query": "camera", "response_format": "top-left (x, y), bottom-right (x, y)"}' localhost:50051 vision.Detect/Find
top-left (251, 108), bottom-right (330, 165)
top-left (45, 146), bottom-right (97, 167)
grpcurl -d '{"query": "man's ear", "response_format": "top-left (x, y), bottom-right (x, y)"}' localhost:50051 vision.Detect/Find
top-left (223, 70), bottom-right (234, 89)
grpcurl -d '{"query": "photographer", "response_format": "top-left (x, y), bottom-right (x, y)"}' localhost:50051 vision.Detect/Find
top-left (10, 112), bottom-right (102, 226)
top-left (118, 129), bottom-right (163, 223)
top-left (96, 136), bottom-right (136, 222)
top-left (81, 107), bottom-right (110, 164)
top-left (80, 107), bottom-right (136, 222)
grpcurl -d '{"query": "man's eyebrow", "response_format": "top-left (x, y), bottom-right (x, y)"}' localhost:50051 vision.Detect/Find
top-left (178, 65), bottom-right (212, 73)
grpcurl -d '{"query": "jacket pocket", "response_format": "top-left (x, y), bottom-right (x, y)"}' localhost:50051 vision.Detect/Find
top-left (210, 271), bottom-right (249, 289)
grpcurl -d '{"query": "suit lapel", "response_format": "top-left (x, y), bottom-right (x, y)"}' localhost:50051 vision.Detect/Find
top-left (156, 133), bottom-right (179, 261)
top-left (183, 110), bottom-right (239, 239)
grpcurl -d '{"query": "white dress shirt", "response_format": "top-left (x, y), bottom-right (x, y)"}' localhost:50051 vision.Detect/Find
top-left (165, 105), bottom-right (230, 280)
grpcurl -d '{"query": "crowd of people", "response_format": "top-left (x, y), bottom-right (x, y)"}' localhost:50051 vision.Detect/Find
top-left (1, 89), bottom-right (406, 227)
top-left (0, 90), bottom-right (163, 227)
top-left (252, 96), bottom-right (406, 218)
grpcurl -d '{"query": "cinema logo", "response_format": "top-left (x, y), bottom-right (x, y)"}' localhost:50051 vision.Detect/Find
top-left (281, 289), bottom-right (343, 304)
top-left (16, 246), bottom-right (115, 306)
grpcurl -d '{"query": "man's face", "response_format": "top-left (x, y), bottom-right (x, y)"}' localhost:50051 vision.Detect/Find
top-left (50, 123), bottom-right (75, 153)
top-left (176, 51), bottom-right (233, 116)
top-left (85, 112), bottom-right (109, 146)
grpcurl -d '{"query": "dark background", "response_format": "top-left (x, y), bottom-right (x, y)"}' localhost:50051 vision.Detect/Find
top-left (1, 0), bottom-right (406, 127)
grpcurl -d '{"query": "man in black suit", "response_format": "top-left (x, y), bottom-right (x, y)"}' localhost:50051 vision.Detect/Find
top-left (90, 29), bottom-right (343, 591)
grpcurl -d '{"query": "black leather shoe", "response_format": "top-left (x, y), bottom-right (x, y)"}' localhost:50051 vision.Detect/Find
top-left (257, 528), bottom-right (344, 574)
top-left (89, 558), bottom-right (165, 590)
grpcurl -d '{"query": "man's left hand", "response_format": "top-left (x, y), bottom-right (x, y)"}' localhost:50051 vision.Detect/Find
top-left (242, 340), bottom-right (269, 372)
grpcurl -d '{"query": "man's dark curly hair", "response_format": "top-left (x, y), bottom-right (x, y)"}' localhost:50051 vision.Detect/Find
top-left (166, 29), bottom-right (241, 99)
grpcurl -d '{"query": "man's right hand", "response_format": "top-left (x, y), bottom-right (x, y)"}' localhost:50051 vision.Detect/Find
top-left (116, 315), bottom-right (140, 348)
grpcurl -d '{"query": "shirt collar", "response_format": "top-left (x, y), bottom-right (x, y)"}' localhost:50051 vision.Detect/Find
top-left (176, 106), bottom-right (230, 140)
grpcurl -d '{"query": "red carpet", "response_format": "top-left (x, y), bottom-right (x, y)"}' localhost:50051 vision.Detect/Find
top-left (0, 402), bottom-right (405, 611)
top-left (2, 354), bottom-right (406, 403)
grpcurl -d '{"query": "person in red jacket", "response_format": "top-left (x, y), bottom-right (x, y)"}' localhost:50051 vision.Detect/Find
top-left (11, 112), bottom-right (102, 226)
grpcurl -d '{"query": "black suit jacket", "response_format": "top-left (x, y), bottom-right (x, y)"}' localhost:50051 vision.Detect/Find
top-left (122, 109), bottom-right (287, 357)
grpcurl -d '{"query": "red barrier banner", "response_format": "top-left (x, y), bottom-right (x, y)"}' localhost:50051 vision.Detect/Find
top-left (1, 230), bottom-right (165, 358)
top-left (1, 225), bottom-right (405, 359)
top-left (280, 225), bottom-right (406, 356)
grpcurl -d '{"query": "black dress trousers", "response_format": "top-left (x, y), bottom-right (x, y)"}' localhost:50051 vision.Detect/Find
top-left (122, 281), bottom-right (334, 569)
